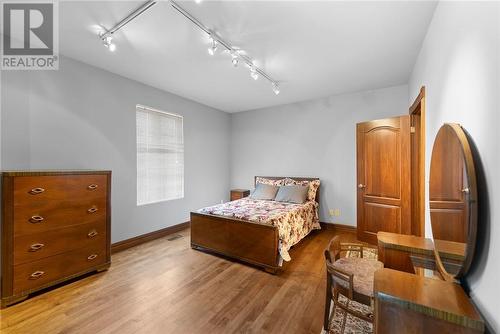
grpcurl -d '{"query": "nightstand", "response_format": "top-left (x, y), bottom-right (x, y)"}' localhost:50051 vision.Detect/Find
top-left (230, 189), bottom-right (250, 201)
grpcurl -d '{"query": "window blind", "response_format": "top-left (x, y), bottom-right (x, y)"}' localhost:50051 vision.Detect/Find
top-left (136, 105), bottom-right (184, 205)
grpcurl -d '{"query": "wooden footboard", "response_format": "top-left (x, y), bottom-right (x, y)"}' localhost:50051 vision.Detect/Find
top-left (190, 212), bottom-right (280, 273)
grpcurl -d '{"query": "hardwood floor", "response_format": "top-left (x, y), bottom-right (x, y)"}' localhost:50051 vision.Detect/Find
top-left (0, 227), bottom-right (357, 334)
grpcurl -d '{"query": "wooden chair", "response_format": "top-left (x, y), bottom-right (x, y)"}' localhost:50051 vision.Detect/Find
top-left (323, 236), bottom-right (383, 331)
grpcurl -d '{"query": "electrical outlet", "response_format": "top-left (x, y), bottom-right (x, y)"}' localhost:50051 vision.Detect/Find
top-left (329, 209), bottom-right (341, 217)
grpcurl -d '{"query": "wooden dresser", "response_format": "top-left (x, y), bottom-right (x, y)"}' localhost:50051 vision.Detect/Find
top-left (1, 170), bottom-right (111, 307)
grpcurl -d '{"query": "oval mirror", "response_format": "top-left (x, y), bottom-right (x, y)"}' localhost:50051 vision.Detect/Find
top-left (429, 123), bottom-right (477, 280)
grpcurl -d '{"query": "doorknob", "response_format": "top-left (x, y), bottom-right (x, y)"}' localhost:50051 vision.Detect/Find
top-left (358, 184), bottom-right (366, 189)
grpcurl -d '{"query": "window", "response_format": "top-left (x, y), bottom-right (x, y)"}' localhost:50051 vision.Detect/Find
top-left (136, 105), bottom-right (184, 205)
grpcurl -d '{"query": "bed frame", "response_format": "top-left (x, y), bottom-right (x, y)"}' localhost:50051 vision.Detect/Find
top-left (190, 176), bottom-right (320, 274)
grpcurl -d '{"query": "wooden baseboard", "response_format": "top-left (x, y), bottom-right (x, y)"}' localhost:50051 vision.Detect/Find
top-left (320, 222), bottom-right (357, 234)
top-left (111, 221), bottom-right (190, 254)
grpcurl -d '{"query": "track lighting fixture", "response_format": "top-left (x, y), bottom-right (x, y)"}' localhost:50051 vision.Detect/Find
top-left (97, 1), bottom-right (157, 53)
top-left (231, 53), bottom-right (239, 67)
top-left (250, 66), bottom-right (259, 80)
top-left (272, 82), bottom-right (280, 95)
top-left (208, 37), bottom-right (217, 55)
top-left (99, 0), bottom-right (281, 94)
top-left (100, 33), bottom-right (116, 52)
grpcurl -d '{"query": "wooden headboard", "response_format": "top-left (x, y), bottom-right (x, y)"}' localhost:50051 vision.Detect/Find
top-left (254, 176), bottom-right (320, 204)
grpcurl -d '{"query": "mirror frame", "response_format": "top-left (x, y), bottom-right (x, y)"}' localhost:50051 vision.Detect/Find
top-left (430, 123), bottom-right (478, 280)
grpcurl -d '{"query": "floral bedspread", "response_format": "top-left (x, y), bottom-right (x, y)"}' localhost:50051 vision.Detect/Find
top-left (198, 198), bottom-right (321, 262)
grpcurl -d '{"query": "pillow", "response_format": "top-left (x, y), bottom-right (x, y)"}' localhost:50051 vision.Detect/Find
top-left (284, 177), bottom-right (309, 186)
top-left (284, 178), bottom-right (320, 202)
top-left (274, 185), bottom-right (309, 204)
top-left (256, 177), bottom-right (285, 187)
top-left (307, 179), bottom-right (321, 202)
top-left (250, 183), bottom-right (279, 200)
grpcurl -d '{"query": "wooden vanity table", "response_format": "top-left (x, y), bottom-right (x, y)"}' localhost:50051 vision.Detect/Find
top-left (375, 232), bottom-right (483, 333)
top-left (374, 268), bottom-right (484, 333)
top-left (373, 124), bottom-right (485, 333)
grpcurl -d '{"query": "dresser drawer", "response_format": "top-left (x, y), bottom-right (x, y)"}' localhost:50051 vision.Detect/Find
top-left (14, 197), bottom-right (106, 236)
top-left (13, 175), bottom-right (107, 207)
top-left (13, 241), bottom-right (107, 294)
top-left (13, 221), bottom-right (106, 265)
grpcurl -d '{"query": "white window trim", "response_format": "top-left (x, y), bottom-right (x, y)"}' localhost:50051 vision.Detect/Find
top-left (136, 104), bottom-right (184, 121)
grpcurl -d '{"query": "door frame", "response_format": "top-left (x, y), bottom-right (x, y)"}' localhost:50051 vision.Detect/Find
top-left (409, 86), bottom-right (426, 237)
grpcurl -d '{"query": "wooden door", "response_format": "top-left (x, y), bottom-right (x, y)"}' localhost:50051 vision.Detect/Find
top-left (357, 116), bottom-right (411, 244)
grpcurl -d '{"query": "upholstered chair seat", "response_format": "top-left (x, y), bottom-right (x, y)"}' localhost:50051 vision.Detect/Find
top-left (331, 257), bottom-right (384, 298)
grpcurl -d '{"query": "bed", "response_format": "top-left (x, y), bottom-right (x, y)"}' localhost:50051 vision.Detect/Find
top-left (190, 176), bottom-right (321, 273)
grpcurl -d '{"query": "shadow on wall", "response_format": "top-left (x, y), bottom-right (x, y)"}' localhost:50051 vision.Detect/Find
top-left (462, 130), bottom-right (494, 333)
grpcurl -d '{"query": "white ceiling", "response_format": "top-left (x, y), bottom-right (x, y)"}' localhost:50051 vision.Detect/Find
top-left (59, 1), bottom-right (437, 112)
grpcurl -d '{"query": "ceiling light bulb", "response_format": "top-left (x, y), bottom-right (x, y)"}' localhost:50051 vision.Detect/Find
top-left (101, 34), bottom-right (116, 52)
top-left (272, 83), bottom-right (280, 95)
top-left (208, 38), bottom-right (217, 56)
top-left (231, 54), bottom-right (239, 67)
top-left (250, 68), bottom-right (259, 80)
top-left (195, 0), bottom-right (202, 3)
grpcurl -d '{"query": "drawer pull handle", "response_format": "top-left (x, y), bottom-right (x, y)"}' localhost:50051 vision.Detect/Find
top-left (88, 184), bottom-right (99, 190)
top-left (29, 187), bottom-right (45, 195)
top-left (29, 243), bottom-right (45, 252)
top-left (87, 206), bottom-right (98, 214)
top-left (29, 215), bottom-right (45, 224)
top-left (29, 271), bottom-right (45, 280)
top-left (87, 230), bottom-right (98, 238)
top-left (87, 254), bottom-right (98, 261)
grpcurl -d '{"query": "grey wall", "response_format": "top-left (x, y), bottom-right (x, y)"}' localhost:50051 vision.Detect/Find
top-left (409, 2), bottom-right (499, 331)
top-left (1, 56), bottom-right (231, 243)
top-left (230, 85), bottom-right (408, 226)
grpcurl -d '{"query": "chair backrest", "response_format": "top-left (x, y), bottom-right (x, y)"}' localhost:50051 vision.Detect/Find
top-left (324, 236), bottom-right (354, 300)
top-left (324, 235), bottom-right (342, 263)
